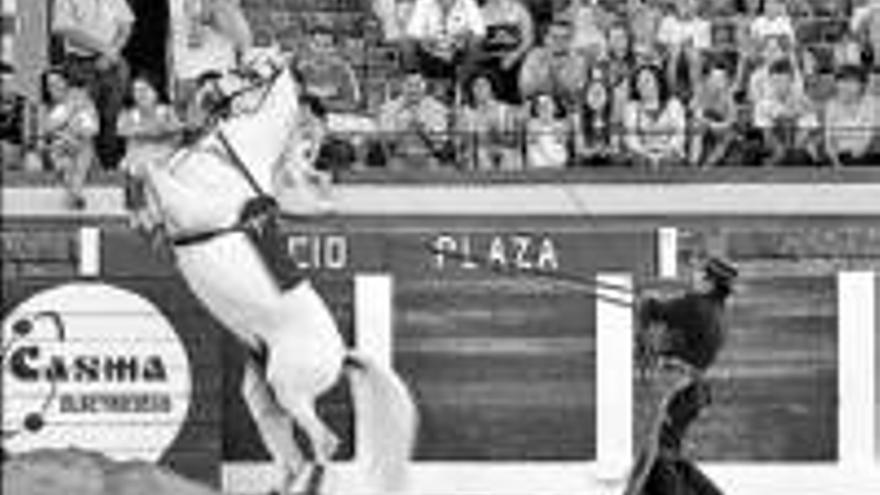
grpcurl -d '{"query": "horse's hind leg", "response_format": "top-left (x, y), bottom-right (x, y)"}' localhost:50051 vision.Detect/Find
top-left (283, 398), bottom-right (340, 468)
top-left (267, 361), bottom-right (341, 495)
top-left (242, 358), bottom-right (304, 493)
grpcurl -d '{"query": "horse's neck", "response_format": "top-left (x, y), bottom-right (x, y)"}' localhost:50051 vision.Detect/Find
top-left (156, 144), bottom-right (255, 234)
top-left (218, 72), bottom-right (298, 193)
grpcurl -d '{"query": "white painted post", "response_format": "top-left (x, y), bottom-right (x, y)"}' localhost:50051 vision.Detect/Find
top-left (595, 273), bottom-right (634, 481)
top-left (355, 274), bottom-right (393, 367)
top-left (78, 227), bottom-right (101, 277)
top-left (838, 271), bottom-right (876, 470)
top-left (354, 273), bottom-right (394, 470)
top-left (657, 227), bottom-right (678, 279)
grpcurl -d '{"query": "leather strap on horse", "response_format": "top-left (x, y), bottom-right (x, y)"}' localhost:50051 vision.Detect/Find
top-left (215, 128), bottom-right (268, 198)
top-left (170, 128), bottom-right (279, 247)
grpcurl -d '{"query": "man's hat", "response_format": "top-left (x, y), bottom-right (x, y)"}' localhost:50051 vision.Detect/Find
top-left (704, 257), bottom-right (738, 284)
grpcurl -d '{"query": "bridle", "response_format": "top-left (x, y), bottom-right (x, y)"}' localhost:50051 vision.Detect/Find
top-left (199, 62), bottom-right (286, 135)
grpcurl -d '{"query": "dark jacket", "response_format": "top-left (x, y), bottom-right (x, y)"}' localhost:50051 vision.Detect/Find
top-left (639, 287), bottom-right (730, 372)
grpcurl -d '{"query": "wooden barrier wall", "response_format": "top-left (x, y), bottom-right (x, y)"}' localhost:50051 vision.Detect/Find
top-left (3, 215), bottom-right (880, 494)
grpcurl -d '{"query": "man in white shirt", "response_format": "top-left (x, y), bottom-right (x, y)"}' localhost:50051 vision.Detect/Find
top-left (377, 71), bottom-right (451, 169)
top-left (52, 0), bottom-right (135, 169)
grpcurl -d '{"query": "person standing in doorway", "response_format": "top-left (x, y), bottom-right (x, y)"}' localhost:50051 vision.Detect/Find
top-left (52, 0), bottom-right (135, 169)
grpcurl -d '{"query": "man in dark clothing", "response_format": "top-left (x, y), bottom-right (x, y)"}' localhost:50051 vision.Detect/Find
top-left (626, 257), bottom-right (738, 495)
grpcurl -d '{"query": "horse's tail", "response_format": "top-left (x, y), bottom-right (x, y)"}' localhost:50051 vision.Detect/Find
top-left (344, 351), bottom-right (418, 493)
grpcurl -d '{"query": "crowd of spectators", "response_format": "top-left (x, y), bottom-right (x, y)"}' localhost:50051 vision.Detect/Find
top-left (365, 0), bottom-right (880, 170)
top-left (4, 0), bottom-right (880, 199)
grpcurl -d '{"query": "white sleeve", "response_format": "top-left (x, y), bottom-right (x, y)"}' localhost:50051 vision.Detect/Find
top-left (623, 103), bottom-right (643, 153)
top-left (112, 0), bottom-right (136, 25)
top-left (406, 0), bottom-right (429, 39)
top-left (666, 99), bottom-right (686, 154)
top-left (694, 19), bottom-right (712, 50)
top-left (51, 0), bottom-right (76, 32)
top-left (657, 16), bottom-right (677, 46)
top-left (466, 0), bottom-right (486, 37)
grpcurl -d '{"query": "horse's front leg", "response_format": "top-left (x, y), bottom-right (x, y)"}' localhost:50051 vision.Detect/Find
top-left (242, 357), bottom-right (306, 494)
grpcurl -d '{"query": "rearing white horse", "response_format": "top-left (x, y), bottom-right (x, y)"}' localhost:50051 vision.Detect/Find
top-left (142, 48), bottom-right (417, 495)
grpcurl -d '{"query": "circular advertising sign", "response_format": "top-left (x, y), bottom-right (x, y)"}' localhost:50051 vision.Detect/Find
top-left (1, 283), bottom-right (192, 461)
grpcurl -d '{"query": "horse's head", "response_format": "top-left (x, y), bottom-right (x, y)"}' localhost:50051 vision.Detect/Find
top-left (184, 45), bottom-right (300, 195)
top-left (193, 45), bottom-right (292, 125)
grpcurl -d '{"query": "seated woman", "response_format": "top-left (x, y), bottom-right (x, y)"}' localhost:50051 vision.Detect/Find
top-left (525, 92), bottom-right (572, 169)
top-left (117, 73), bottom-right (184, 230)
top-left (42, 69), bottom-right (99, 209)
top-left (574, 69), bottom-right (618, 166)
top-left (690, 62), bottom-right (739, 167)
top-left (623, 64), bottom-right (687, 169)
top-left (823, 65), bottom-right (879, 167)
top-left (461, 75), bottom-right (523, 171)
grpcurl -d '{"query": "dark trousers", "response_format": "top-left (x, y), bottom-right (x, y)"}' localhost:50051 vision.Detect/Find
top-left (642, 457), bottom-right (725, 495)
top-left (63, 55), bottom-right (130, 169)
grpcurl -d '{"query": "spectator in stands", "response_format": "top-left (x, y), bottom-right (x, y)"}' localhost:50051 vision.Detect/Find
top-left (747, 34), bottom-right (805, 106)
top-left (834, 31), bottom-right (869, 69)
top-left (41, 69), bottom-right (99, 210)
top-left (405, 0), bottom-right (486, 88)
top-left (625, 0), bottom-right (664, 66)
top-left (852, 0), bottom-right (880, 78)
top-left (525, 92), bottom-right (572, 169)
top-left (519, 19), bottom-right (587, 110)
top-left (462, 0), bottom-right (535, 103)
top-left (574, 68), bottom-right (618, 166)
top-left (562, 0), bottom-right (612, 68)
top-left (606, 23), bottom-right (636, 135)
top-left (52, 0), bottom-right (134, 170)
top-left (296, 24), bottom-right (362, 114)
top-left (117, 73), bottom-right (183, 230)
top-left (372, 0), bottom-right (417, 41)
top-left (461, 75), bottom-right (523, 170)
top-left (623, 64), bottom-right (687, 169)
top-left (691, 61), bottom-right (739, 167)
top-left (823, 64), bottom-right (879, 166)
top-left (753, 58), bottom-right (820, 166)
top-left (733, 0), bottom-right (765, 94)
top-left (851, 0), bottom-right (880, 36)
top-left (657, 0), bottom-right (713, 100)
top-left (171, 0), bottom-right (253, 122)
top-left (377, 71), bottom-right (451, 169)
top-left (750, 0), bottom-right (796, 45)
